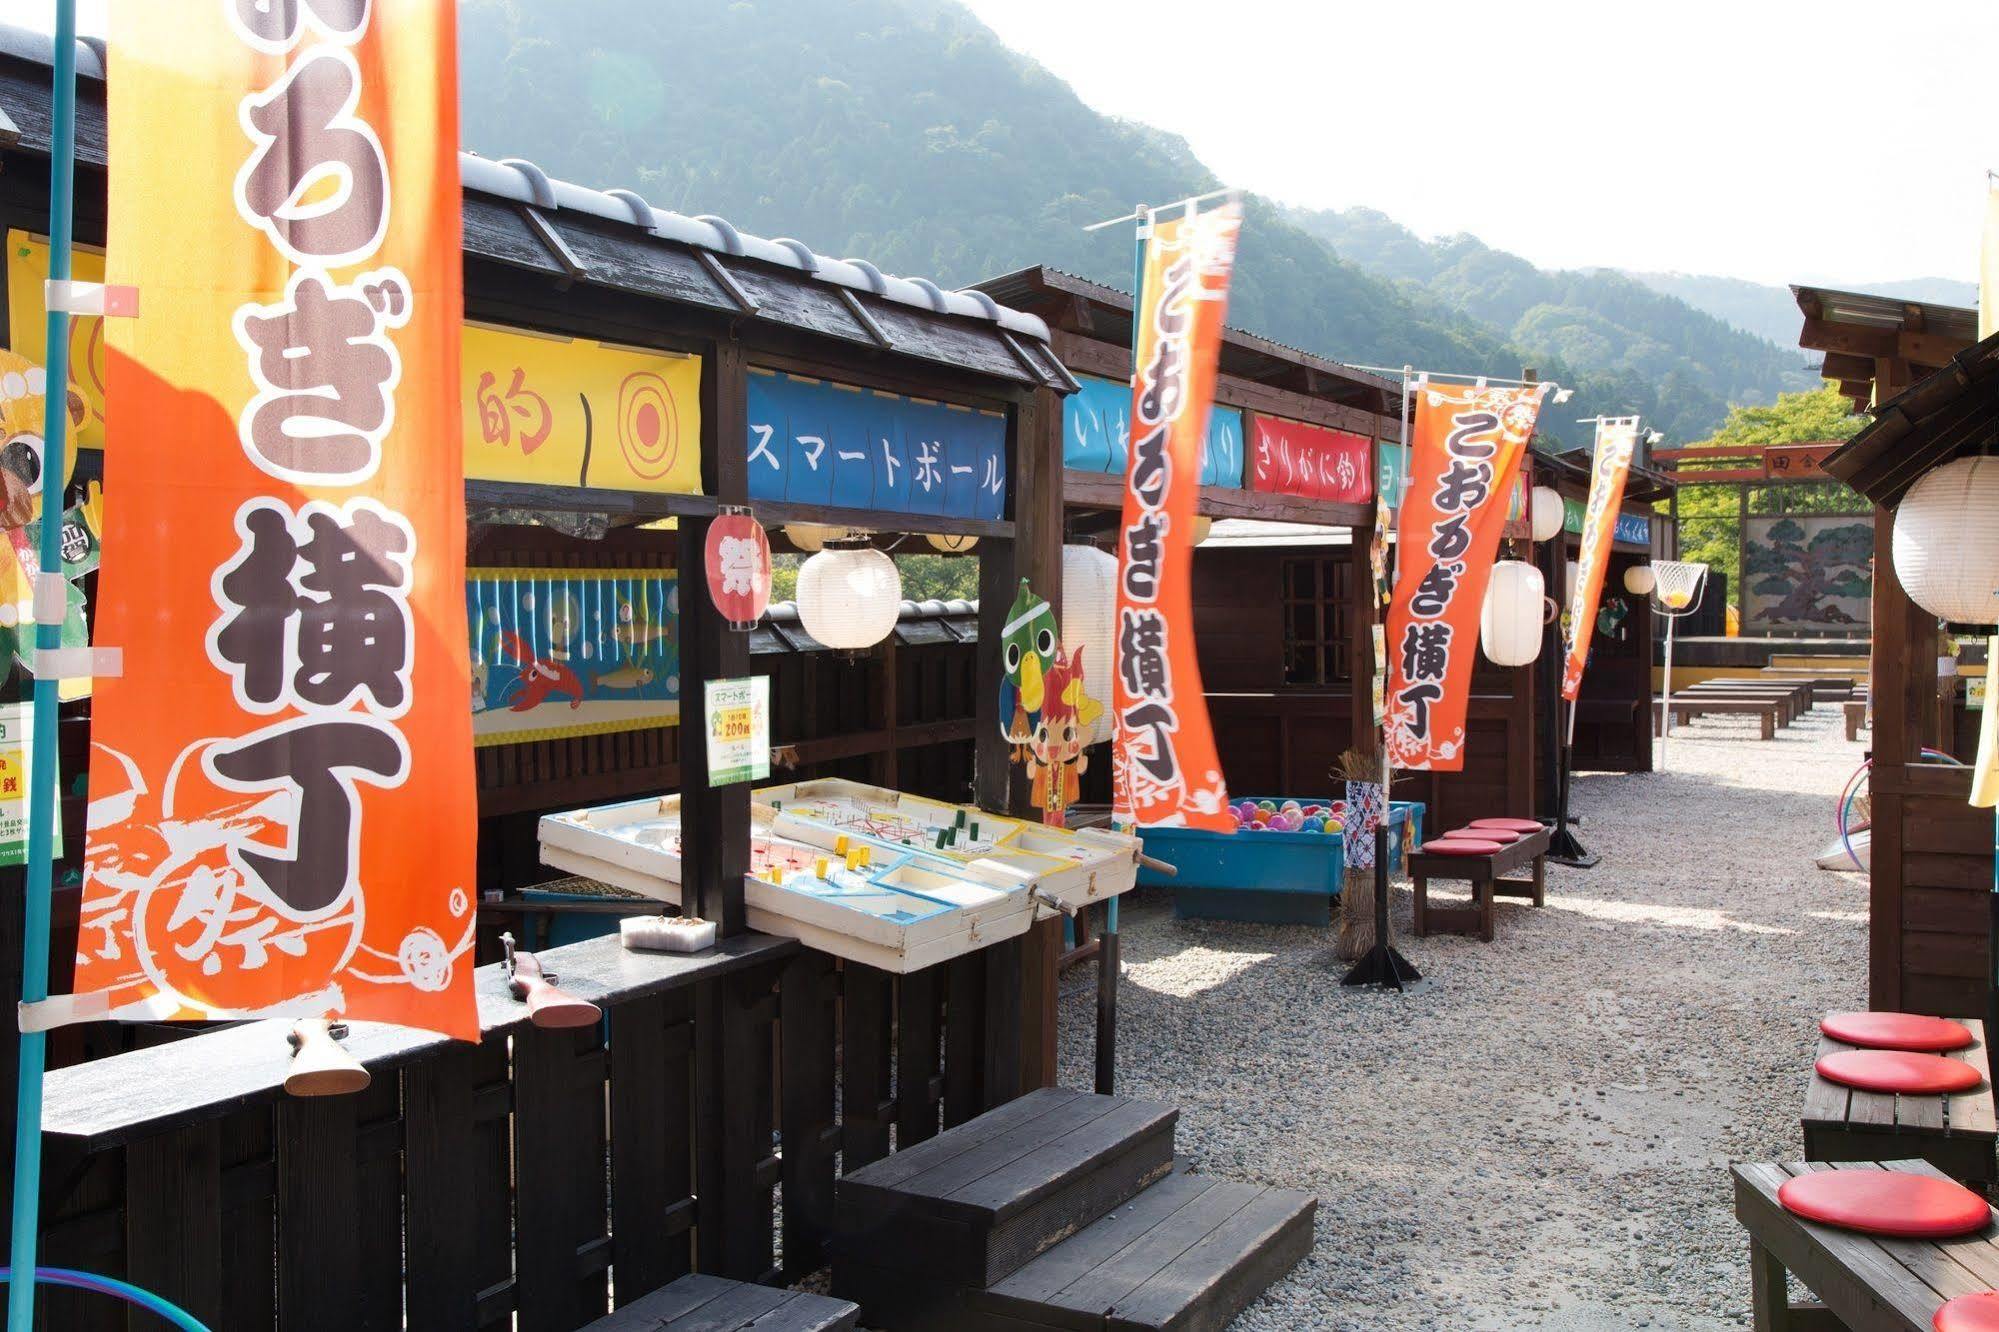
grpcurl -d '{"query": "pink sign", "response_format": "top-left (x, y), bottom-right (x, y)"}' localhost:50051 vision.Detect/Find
top-left (1249, 417), bottom-right (1374, 503)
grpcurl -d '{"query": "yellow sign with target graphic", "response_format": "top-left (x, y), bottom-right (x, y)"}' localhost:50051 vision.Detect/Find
top-left (461, 322), bottom-right (703, 495)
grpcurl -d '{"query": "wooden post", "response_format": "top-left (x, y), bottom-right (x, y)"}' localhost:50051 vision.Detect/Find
top-left (1348, 506), bottom-right (1374, 752)
top-left (680, 340), bottom-right (751, 935)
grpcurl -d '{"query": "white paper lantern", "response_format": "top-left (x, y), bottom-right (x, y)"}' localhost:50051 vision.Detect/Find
top-left (1894, 457), bottom-right (1999, 624)
top-left (785, 523), bottom-right (848, 553)
top-left (796, 547), bottom-right (901, 649)
top-left (1529, 485), bottom-right (1565, 542)
top-left (1480, 560), bottom-right (1545, 666)
top-left (1061, 544), bottom-right (1117, 744)
top-left (926, 532), bottom-right (979, 553)
top-left (1623, 564), bottom-right (1657, 597)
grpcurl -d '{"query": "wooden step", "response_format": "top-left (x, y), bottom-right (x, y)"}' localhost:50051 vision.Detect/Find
top-left (832, 1086), bottom-right (1178, 1289)
top-left (837, 1168), bottom-right (1316, 1331)
top-left (581, 1274), bottom-right (858, 1331)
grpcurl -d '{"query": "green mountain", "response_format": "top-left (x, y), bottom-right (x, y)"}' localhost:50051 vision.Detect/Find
top-left (1628, 271), bottom-right (1979, 349)
top-left (1291, 207), bottom-right (1821, 440)
top-left (458, 0), bottom-right (1801, 442)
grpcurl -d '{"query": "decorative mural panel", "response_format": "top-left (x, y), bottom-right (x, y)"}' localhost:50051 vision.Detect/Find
top-left (468, 568), bottom-right (680, 746)
top-left (462, 324), bottom-right (702, 494)
top-left (1742, 515), bottom-right (1873, 631)
top-left (1063, 373), bottom-right (1243, 487)
top-left (745, 369), bottom-right (1007, 518)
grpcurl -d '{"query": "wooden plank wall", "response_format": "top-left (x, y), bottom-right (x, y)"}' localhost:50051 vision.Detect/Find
top-left (1570, 547), bottom-right (1656, 774)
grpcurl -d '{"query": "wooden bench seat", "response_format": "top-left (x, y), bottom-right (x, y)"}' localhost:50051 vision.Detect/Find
top-left (1846, 698), bottom-right (1870, 742)
top-left (1654, 696), bottom-right (1780, 740)
top-left (1733, 1159), bottom-right (1999, 1331)
top-left (1676, 680), bottom-right (1816, 725)
top-left (1803, 1018), bottom-right (1996, 1186)
top-left (1409, 825), bottom-right (1551, 943)
top-left (581, 1274), bottom-right (859, 1331)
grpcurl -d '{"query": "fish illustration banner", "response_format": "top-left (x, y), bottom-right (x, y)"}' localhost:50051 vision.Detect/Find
top-left (746, 369), bottom-right (1006, 519)
top-left (464, 323), bottom-right (701, 494)
top-left (1111, 199), bottom-right (1241, 830)
top-left (76, 1), bottom-right (477, 1037)
top-left (1561, 419), bottom-right (1638, 702)
top-left (1384, 382), bottom-right (1549, 771)
top-left (469, 568), bottom-right (680, 746)
top-left (1249, 416), bottom-right (1371, 503)
top-left (1064, 373), bottom-right (1244, 488)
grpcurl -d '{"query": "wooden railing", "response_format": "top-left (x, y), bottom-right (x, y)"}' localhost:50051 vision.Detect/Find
top-left (32, 927), bottom-right (1025, 1330)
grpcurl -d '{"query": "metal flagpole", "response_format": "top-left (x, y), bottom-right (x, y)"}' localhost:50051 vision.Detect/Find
top-left (9, 3), bottom-right (76, 1325)
top-left (1342, 367), bottom-right (1420, 991)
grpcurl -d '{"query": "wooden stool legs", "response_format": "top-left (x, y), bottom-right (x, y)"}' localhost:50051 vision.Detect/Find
top-left (1412, 874), bottom-right (1428, 937)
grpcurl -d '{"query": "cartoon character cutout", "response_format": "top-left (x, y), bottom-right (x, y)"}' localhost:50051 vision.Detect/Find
top-left (997, 579), bottom-right (1057, 762)
top-left (0, 347), bottom-right (84, 532)
top-left (1029, 647), bottom-right (1103, 821)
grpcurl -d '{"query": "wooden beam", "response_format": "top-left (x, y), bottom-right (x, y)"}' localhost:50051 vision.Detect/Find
top-left (1062, 468), bottom-right (1368, 526)
top-left (1900, 328), bottom-right (1971, 369)
top-left (1798, 317), bottom-right (1896, 358)
top-left (1817, 351), bottom-right (1874, 383)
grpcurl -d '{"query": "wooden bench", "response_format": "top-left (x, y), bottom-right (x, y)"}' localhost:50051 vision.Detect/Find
top-left (1802, 1018), bottom-right (1996, 1186)
top-left (1677, 680), bottom-right (1816, 725)
top-left (1846, 698), bottom-right (1870, 742)
top-left (1733, 1159), bottom-right (1999, 1331)
top-left (581, 1274), bottom-right (859, 1331)
top-left (1654, 696), bottom-right (1779, 740)
top-left (1410, 824), bottom-right (1551, 943)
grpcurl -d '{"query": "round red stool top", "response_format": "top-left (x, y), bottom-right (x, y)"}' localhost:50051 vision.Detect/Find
top-left (1816, 1049), bottom-right (1983, 1096)
top-left (1470, 818), bottom-right (1544, 833)
top-left (1822, 1011), bottom-right (1975, 1053)
top-left (1936, 1291), bottom-right (1999, 1331)
top-left (1778, 1168), bottom-right (1990, 1239)
top-left (1449, 826), bottom-right (1520, 843)
top-left (1417, 838), bottom-right (1504, 857)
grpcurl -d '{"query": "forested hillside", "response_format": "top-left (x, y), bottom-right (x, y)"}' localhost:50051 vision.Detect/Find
top-left (459, 0), bottom-right (1814, 441)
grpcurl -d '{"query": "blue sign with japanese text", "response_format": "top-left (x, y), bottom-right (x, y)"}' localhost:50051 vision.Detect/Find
top-left (1062, 374), bottom-right (1244, 488)
top-left (745, 370), bottom-right (1007, 520)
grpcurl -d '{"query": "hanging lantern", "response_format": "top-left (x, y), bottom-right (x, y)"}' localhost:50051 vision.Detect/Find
top-left (1529, 485), bottom-right (1565, 542)
top-left (703, 509), bottom-right (771, 630)
top-left (1480, 560), bottom-right (1545, 666)
top-left (796, 546), bottom-right (901, 649)
top-left (926, 532), bottom-right (979, 554)
top-left (1623, 564), bottom-right (1657, 597)
top-left (1893, 456), bottom-right (1999, 624)
top-left (1190, 515), bottom-right (1213, 545)
top-left (1061, 544), bottom-right (1117, 745)
top-left (784, 523), bottom-right (846, 553)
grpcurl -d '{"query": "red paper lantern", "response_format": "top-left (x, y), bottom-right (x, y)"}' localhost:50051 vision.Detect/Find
top-left (704, 512), bottom-right (772, 629)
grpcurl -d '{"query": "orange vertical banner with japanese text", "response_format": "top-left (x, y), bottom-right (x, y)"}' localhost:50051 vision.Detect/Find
top-left (1112, 200), bottom-right (1239, 829)
top-left (1384, 382), bottom-right (1548, 771)
top-left (1561, 419), bottom-right (1639, 701)
top-left (74, 1), bottom-right (477, 1037)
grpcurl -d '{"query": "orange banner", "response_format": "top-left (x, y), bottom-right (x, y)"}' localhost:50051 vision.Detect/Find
top-left (1111, 200), bottom-right (1239, 829)
top-left (1561, 419), bottom-right (1638, 701)
top-left (74, 2), bottom-right (476, 1037)
top-left (1384, 382), bottom-right (1548, 771)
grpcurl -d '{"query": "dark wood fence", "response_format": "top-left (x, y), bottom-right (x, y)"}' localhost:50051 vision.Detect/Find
top-left (31, 924), bottom-right (1023, 1330)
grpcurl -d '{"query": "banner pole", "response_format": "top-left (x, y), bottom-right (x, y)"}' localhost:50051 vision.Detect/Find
top-left (1343, 367), bottom-right (1420, 991)
top-left (9, 2), bottom-right (77, 1325)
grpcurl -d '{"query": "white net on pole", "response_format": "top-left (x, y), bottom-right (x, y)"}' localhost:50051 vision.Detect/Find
top-left (1652, 560), bottom-right (1709, 616)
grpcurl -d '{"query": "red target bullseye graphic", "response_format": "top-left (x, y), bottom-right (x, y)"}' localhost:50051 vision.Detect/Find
top-left (617, 371), bottom-right (679, 480)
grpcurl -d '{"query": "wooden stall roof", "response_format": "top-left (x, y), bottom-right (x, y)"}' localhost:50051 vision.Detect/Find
top-left (1794, 283), bottom-right (1978, 414)
top-left (1536, 443), bottom-right (1678, 505)
top-left (1822, 329), bottom-right (1999, 507)
top-left (0, 25), bottom-right (1077, 397)
top-left (978, 265), bottom-right (1399, 414)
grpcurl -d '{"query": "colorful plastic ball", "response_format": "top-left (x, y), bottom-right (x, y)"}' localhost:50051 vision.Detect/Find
top-left (1302, 817), bottom-right (1323, 833)
top-left (1257, 800), bottom-right (1277, 812)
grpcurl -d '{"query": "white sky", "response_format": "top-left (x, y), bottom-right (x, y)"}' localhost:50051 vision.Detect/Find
top-left (961, 0), bottom-right (1999, 286)
top-left (20, 0), bottom-right (1998, 286)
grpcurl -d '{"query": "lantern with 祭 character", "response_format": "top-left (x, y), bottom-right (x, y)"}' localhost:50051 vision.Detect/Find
top-left (702, 509), bottom-right (771, 630)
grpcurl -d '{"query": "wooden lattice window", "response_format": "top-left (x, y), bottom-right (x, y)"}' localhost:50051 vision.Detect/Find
top-left (1282, 556), bottom-right (1351, 687)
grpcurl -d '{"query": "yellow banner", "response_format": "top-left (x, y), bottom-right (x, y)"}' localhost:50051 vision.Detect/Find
top-left (7, 231), bottom-right (107, 451)
top-left (1983, 182), bottom-right (1999, 343)
top-left (463, 323), bottom-right (702, 494)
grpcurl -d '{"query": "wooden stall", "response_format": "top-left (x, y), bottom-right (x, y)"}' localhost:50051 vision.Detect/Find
top-left (1822, 331), bottom-right (1999, 1019)
top-left (0, 27), bottom-right (1091, 1326)
top-left (975, 267), bottom-right (1400, 801)
top-left (1531, 447), bottom-right (1671, 786)
top-left (1794, 284), bottom-right (1978, 415)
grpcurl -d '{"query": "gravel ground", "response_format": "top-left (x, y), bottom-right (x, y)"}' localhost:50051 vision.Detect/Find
top-left (1054, 704), bottom-right (1870, 1330)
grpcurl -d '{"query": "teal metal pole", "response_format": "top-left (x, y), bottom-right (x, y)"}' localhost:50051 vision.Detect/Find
top-left (10, 1), bottom-right (78, 1325)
